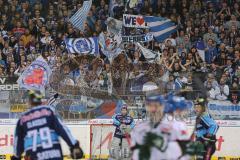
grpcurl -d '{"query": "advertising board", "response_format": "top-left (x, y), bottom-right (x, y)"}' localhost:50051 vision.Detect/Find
top-left (0, 123), bottom-right (240, 158)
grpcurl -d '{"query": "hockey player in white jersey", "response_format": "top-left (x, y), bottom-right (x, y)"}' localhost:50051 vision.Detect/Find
top-left (163, 95), bottom-right (192, 141)
top-left (131, 91), bottom-right (205, 160)
top-left (163, 95), bottom-right (204, 160)
top-left (131, 91), bottom-right (177, 160)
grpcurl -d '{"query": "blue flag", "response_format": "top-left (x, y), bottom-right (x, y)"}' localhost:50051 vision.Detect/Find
top-left (69, 0), bottom-right (92, 31)
top-left (195, 39), bottom-right (205, 61)
top-left (65, 37), bottom-right (99, 55)
top-left (144, 16), bottom-right (177, 42)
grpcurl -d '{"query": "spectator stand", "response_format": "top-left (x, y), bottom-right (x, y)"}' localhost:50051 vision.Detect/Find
top-left (0, 0), bottom-right (239, 121)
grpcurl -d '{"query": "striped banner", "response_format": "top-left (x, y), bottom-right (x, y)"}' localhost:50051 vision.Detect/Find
top-left (69, 0), bottom-right (92, 31)
top-left (144, 16), bottom-right (177, 42)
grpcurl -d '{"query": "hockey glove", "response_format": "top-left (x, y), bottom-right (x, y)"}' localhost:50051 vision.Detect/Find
top-left (144, 132), bottom-right (166, 151)
top-left (120, 125), bottom-right (131, 134)
top-left (185, 141), bottom-right (205, 155)
top-left (120, 124), bottom-right (127, 134)
top-left (70, 141), bottom-right (84, 159)
top-left (137, 132), bottom-right (166, 160)
top-left (201, 134), bottom-right (217, 147)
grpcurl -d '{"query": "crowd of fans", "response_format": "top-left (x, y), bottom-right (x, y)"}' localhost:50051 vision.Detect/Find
top-left (0, 0), bottom-right (239, 104)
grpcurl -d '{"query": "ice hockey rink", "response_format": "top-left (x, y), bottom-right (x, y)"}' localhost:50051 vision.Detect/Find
top-left (0, 118), bottom-right (240, 160)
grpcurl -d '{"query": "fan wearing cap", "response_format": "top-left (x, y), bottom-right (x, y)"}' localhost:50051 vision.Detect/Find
top-left (11, 90), bottom-right (84, 160)
top-left (110, 104), bottom-right (135, 160)
top-left (193, 97), bottom-right (219, 160)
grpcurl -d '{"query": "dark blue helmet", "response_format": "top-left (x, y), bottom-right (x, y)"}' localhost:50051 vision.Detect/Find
top-left (121, 104), bottom-right (128, 110)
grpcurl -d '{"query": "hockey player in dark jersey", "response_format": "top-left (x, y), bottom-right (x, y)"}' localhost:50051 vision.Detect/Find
top-left (193, 97), bottom-right (219, 160)
top-left (109, 104), bottom-right (135, 160)
top-left (11, 90), bottom-right (84, 160)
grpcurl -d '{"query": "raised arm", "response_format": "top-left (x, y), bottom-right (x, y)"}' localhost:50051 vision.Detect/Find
top-left (179, 61), bottom-right (187, 71)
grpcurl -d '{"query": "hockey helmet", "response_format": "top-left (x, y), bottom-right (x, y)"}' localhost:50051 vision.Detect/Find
top-left (146, 92), bottom-right (165, 105)
top-left (121, 104), bottom-right (128, 110)
top-left (28, 90), bottom-right (43, 104)
top-left (194, 97), bottom-right (207, 107)
top-left (164, 94), bottom-right (192, 113)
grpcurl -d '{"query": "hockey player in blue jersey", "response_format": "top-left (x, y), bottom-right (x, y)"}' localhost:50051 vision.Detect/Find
top-left (11, 90), bottom-right (84, 160)
top-left (109, 104), bottom-right (135, 160)
top-left (193, 97), bottom-right (219, 160)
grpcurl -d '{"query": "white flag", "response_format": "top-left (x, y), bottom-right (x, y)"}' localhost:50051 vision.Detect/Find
top-left (197, 49), bottom-right (205, 62)
top-left (17, 56), bottom-right (52, 92)
top-left (136, 43), bottom-right (157, 62)
top-left (106, 17), bottom-right (123, 35)
top-left (69, 0), bottom-right (92, 31)
top-left (129, 0), bottom-right (138, 8)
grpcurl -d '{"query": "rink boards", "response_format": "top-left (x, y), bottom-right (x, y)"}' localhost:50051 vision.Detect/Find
top-left (0, 119), bottom-right (240, 159)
